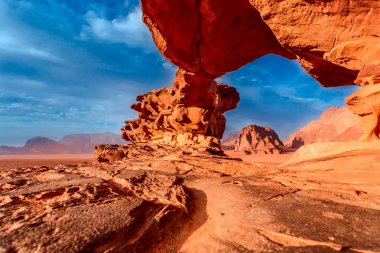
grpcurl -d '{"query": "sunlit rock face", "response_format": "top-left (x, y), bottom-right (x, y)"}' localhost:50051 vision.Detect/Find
top-left (345, 64), bottom-right (380, 141)
top-left (235, 125), bottom-right (284, 154)
top-left (249, 0), bottom-right (380, 87)
top-left (345, 83), bottom-right (380, 141)
top-left (142, 0), bottom-right (379, 85)
top-left (123, 0), bottom-right (380, 148)
top-left (122, 69), bottom-right (239, 150)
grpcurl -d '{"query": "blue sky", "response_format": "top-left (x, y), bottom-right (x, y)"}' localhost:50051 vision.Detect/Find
top-left (0, 0), bottom-right (358, 146)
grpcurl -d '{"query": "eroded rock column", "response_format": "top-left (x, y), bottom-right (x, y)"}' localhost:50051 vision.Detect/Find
top-left (122, 69), bottom-right (239, 150)
top-left (345, 65), bottom-right (380, 140)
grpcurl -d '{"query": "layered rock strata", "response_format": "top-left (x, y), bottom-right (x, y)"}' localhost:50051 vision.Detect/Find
top-left (122, 69), bottom-right (239, 150)
top-left (345, 64), bottom-right (380, 141)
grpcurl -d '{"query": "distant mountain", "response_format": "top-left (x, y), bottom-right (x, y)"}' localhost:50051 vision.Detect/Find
top-left (222, 125), bottom-right (284, 154)
top-left (284, 106), bottom-right (362, 149)
top-left (24, 137), bottom-right (66, 154)
top-left (221, 131), bottom-right (240, 150)
top-left (59, 133), bottom-right (125, 154)
top-left (0, 133), bottom-right (127, 155)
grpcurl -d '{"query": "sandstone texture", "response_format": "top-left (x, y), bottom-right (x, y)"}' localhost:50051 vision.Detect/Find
top-left (1, 144), bottom-right (380, 252)
top-left (122, 73), bottom-right (239, 150)
top-left (142, 0), bottom-right (379, 86)
top-left (345, 84), bottom-right (380, 141)
top-left (222, 125), bottom-right (284, 154)
top-left (124, 0), bottom-right (380, 147)
top-left (250, 0), bottom-right (380, 87)
top-left (285, 106), bottom-right (362, 149)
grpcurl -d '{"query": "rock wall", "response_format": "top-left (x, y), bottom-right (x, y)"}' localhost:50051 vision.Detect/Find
top-left (122, 0), bottom-right (380, 149)
top-left (345, 65), bottom-right (380, 140)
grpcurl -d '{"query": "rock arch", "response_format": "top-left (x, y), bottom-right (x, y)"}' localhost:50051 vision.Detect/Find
top-left (122, 0), bottom-right (380, 150)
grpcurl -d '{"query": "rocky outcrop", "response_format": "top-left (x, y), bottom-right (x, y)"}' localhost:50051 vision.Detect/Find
top-left (232, 125), bottom-right (284, 154)
top-left (0, 162), bottom-right (189, 252)
top-left (121, 1), bottom-right (379, 150)
top-left (249, 0), bottom-right (380, 87)
top-left (285, 106), bottom-right (362, 149)
top-left (345, 68), bottom-right (380, 141)
top-left (122, 70), bottom-right (239, 150)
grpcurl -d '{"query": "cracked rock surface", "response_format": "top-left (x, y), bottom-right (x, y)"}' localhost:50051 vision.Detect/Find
top-left (1, 144), bottom-right (379, 252)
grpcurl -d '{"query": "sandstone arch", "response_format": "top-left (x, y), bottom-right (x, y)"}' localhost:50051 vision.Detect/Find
top-left (122, 0), bottom-right (380, 149)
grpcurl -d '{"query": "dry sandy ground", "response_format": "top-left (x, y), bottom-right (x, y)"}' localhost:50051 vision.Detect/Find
top-left (1, 145), bottom-right (379, 252)
top-left (224, 150), bottom-right (294, 166)
top-left (0, 154), bottom-right (94, 171)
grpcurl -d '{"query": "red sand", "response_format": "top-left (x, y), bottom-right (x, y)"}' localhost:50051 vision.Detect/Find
top-left (0, 154), bottom-right (95, 171)
top-left (224, 150), bottom-right (294, 166)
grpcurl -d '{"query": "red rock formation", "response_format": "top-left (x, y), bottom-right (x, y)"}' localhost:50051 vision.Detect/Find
top-left (122, 0), bottom-right (380, 149)
top-left (285, 106), bottom-right (362, 149)
top-left (249, 0), bottom-right (380, 87)
top-left (142, 0), bottom-right (379, 86)
top-left (345, 84), bottom-right (380, 141)
top-left (142, 0), bottom-right (294, 78)
top-left (122, 69), bottom-right (239, 150)
top-left (343, 63), bottom-right (380, 141)
top-left (234, 125), bottom-right (284, 154)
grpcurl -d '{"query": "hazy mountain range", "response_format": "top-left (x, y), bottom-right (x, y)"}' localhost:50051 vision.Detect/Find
top-left (0, 133), bottom-right (127, 155)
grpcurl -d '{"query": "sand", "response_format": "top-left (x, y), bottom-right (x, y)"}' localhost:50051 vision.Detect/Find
top-left (224, 150), bottom-right (294, 166)
top-left (0, 154), bottom-right (94, 171)
top-left (1, 145), bottom-right (379, 252)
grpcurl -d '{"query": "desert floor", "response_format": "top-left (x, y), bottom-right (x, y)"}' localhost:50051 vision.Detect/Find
top-left (1, 146), bottom-right (379, 252)
top-left (0, 154), bottom-right (94, 171)
top-left (224, 150), bottom-right (294, 166)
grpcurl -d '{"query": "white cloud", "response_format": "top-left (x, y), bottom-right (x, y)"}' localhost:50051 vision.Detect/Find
top-left (0, 37), bottom-right (62, 62)
top-left (268, 86), bottom-right (328, 110)
top-left (81, 6), bottom-right (155, 50)
top-left (0, 2), bottom-right (62, 62)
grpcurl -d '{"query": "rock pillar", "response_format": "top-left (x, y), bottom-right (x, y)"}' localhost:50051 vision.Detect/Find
top-left (121, 68), bottom-right (240, 150)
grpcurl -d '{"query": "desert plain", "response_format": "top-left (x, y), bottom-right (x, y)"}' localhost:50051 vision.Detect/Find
top-left (1, 143), bottom-right (380, 252)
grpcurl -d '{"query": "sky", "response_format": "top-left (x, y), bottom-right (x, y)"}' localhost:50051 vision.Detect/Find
top-left (0, 0), bottom-right (358, 146)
